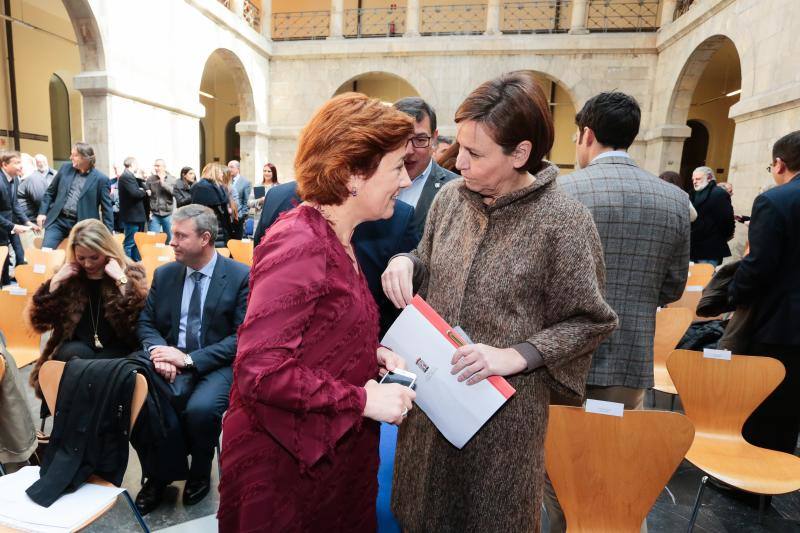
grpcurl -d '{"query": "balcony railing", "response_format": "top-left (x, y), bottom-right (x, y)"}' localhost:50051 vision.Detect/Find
top-left (587, 0), bottom-right (660, 32)
top-left (420, 4), bottom-right (487, 36)
top-left (674, 0), bottom-right (695, 19)
top-left (243, 0), bottom-right (261, 31)
top-left (501, 1), bottom-right (572, 34)
top-left (273, 10), bottom-right (330, 41)
top-left (218, 0), bottom-right (231, 8)
top-left (345, 7), bottom-right (406, 38)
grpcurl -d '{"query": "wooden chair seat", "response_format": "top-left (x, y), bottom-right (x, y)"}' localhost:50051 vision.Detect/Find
top-left (687, 437), bottom-right (800, 495)
top-left (13, 264), bottom-right (51, 293)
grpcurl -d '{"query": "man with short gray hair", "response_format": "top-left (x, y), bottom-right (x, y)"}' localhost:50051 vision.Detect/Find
top-left (690, 166), bottom-right (734, 266)
top-left (134, 204), bottom-right (249, 515)
top-left (17, 154), bottom-right (55, 220)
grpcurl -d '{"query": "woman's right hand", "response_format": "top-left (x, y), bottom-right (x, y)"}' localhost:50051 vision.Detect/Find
top-left (363, 379), bottom-right (416, 425)
top-left (381, 256), bottom-right (414, 309)
top-left (50, 263), bottom-right (80, 292)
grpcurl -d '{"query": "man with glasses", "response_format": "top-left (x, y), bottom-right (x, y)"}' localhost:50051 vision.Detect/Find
top-left (729, 131), bottom-right (800, 465)
top-left (394, 97), bottom-right (458, 231)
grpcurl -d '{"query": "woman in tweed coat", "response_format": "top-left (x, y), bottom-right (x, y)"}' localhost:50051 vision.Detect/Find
top-left (382, 71), bottom-right (618, 532)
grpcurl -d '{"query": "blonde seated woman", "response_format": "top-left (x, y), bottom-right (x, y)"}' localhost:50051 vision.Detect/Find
top-left (26, 219), bottom-right (148, 397)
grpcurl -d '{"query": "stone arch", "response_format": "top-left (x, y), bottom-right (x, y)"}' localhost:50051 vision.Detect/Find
top-left (200, 48), bottom-right (256, 124)
top-left (61, 0), bottom-right (105, 71)
top-left (329, 64), bottom-right (436, 108)
top-left (333, 71), bottom-right (420, 101)
top-left (667, 35), bottom-right (741, 126)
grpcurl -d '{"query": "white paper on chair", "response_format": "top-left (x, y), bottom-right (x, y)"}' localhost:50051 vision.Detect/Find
top-left (0, 466), bottom-right (124, 532)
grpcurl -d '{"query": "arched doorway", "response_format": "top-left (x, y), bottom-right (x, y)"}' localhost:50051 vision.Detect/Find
top-left (333, 72), bottom-right (420, 103)
top-left (528, 72), bottom-right (577, 173)
top-left (200, 49), bottom-right (255, 170)
top-left (670, 36), bottom-right (741, 184)
top-left (679, 120), bottom-right (709, 187)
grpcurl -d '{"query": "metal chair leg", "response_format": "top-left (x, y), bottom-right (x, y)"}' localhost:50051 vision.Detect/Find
top-left (216, 439), bottom-right (222, 480)
top-left (671, 394), bottom-right (676, 412)
top-left (687, 475), bottom-right (708, 532)
top-left (122, 489), bottom-right (151, 533)
top-left (758, 494), bottom-right (766, 524)
top-left (0, 462), bottom-right (6, 476)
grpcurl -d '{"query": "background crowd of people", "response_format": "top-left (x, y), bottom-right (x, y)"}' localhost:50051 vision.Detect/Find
top-left (0, 69), bottom-right (798, 533)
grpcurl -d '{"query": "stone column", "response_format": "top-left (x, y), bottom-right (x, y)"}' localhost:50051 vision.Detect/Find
top-left (660, 0), bottom-right (678, 27)
top-left (485, 0), bottom-right (501, 36)
top-left (643, 124), bottom-right (692, 175)
top-left (230, 0), bottom-right (245, 17)
top-left (260, 0), bottom-right (272, 39)
top-left (569, 0), bottom-right (589, 35)
top-left (236, 122), bottom-right (270, 185)
top-left (404, 0), bottom-right (420, 37)
top-left (328, 0), bottom-right (344, 39)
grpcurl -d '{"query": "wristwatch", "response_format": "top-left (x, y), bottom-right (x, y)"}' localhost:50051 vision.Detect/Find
top-left (116, 274), bottom-right (128, 287)
top-left (183, 354), bottom-right (194, 369)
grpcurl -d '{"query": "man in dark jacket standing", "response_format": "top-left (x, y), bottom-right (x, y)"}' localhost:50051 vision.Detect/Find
top-left (729, 130), bottom-right (800, 457)
top-left (690, 166), bottom-right (735, 266)
top-left (0, 151), bottom-right (39, 284)
top-left (118, 157), bottom-right (149, 261)
top-left (37, 142), bottom-right (113, 249)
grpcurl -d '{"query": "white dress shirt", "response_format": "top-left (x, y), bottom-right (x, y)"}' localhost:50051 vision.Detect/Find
top-left (397, 159), bottom-right (434, 208)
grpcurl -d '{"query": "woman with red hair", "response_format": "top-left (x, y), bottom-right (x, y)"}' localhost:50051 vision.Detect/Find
top-left (217, 93), bottom-right (417, 532)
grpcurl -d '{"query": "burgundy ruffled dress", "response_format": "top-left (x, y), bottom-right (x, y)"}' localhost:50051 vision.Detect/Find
top-left (218, 205), bottom-right (380, 533)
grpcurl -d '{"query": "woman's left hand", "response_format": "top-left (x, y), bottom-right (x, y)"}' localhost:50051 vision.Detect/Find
top-left (377, 346), bottom-right (406, 377)
top-left (450, 344), bottom-right (527, 385)
top-left (104, 259), bottom-right (125, 281)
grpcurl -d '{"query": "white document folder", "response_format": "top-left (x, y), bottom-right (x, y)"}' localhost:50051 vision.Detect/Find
top-left (381, 295), bottom-right (515, 448)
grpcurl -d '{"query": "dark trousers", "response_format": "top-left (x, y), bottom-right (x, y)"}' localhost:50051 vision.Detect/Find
top-left (0, 238), bottom-right (10, 285)
top-left (10, 233), bottom-right (24, 266)
top-left (743, 342), bottom-right (800, 454)
top-left (42, 217), bottom-right (76, 249)
top-left (131, 353), bottom-right (231, 483)
top-left (122, 222), bottom-right (144, 261)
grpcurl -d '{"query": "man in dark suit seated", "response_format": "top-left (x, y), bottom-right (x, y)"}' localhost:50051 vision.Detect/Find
top-left (254, 181), bottom-right (419, 334)
top-left (134, 204), bottom-right (249, 514)
top-left (37, 142), bottom-right (113, 249)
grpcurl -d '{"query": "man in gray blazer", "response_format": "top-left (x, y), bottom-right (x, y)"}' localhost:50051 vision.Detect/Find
top-left (545, 92), bottom-right (690, 532)
top-left (394, 97), bottom-right (458, 232)
top-left (228, 160), bottom-right (250, 237)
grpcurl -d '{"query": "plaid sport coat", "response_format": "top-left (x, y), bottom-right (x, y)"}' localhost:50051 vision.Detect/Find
top-left (559, 156), bottom-right (690, 389)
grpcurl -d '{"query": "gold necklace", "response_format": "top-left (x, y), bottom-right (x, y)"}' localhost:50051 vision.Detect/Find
top-left (87, 289), bottom-right (103, 349)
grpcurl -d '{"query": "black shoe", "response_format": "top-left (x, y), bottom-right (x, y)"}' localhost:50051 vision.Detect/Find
top-left (182, 477), bottom-right (211, 506)
top-left (135, 479), bottom-right (167, 515)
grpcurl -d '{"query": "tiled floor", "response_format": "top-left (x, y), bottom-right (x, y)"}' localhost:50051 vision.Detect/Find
top-left (8, 366), bottom-right (800, 532)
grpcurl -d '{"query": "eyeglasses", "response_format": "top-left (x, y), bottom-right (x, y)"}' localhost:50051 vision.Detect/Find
top-left (409, 135), bottom-right (432, 149)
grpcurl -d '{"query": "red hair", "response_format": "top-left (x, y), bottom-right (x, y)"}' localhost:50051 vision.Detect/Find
top-left (295, 93), bottom-right (414, 205)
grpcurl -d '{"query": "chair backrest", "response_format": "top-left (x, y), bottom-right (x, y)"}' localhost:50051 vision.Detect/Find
top-left (25, 248), bottom-right (66, 273)
top-left (141, 254), bottom-right (173, 286)
top-left (0, 354), bottom-right (5, 383)
top-left (216, 247), bottom-right (231, 258)
top-left (667, 349), bottom-right (785, 438)
top-left (39, 360), bottom-right (148, 433)
top-left (688, 263), bottom-right (715, 288)
top-left (0, 291), bottom-right (41, 367)
top-left (668, 288), bottom-right (703, 319)
top-left (31, 236), bottom-right (43, 250)
top-left (0, 245), bottom-right (7, 274)
top-left (14, 264), bottom-right (51, 292)
top-left (112, 233), bottom-right (125, 246)
top-left (545, 406), bottom-right (694, 532)
top-left (134, 231), bottom-right (167, 251)
top-left (138, 243), bottom-right (175, 262)
top-left (227, 239), bottom-right (253, 266)
top-left (653, 307), bottom-right (693, 369)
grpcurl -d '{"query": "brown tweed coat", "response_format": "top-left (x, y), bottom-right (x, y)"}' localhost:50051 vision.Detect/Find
top-left (26, 263), bottom-right (148, 396)
top-left (391, 164), bottom-right (618, 532)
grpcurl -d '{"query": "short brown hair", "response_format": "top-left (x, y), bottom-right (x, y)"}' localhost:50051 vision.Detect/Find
top-left (295, 93), bottom-right (415, 205)
top-left (455, 71), bottom-right (554, 174)
top-left (0, 150), bottom-right (21, 165)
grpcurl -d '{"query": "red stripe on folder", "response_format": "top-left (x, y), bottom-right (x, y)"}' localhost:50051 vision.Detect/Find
top-left (411, 295), bottom-right (516, 400)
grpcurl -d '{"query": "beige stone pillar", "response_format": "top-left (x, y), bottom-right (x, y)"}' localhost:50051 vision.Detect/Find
top-left (328, 0), bottom-right (344, 39)
top-left (485, 0), bottom-right (501, 36)
top-left (260, 0), bottom-right (272, 39)
top-left (569, 0), bottom-right (589, 35)
top-left (404, 0), bottom-right (420, 37)
top-left (660, 0), bottom-right (678, 27)
top-left (230, 0), bottom-right (245, 17)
